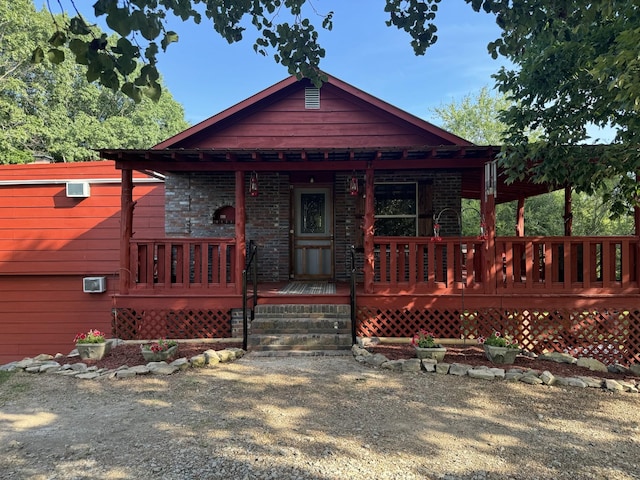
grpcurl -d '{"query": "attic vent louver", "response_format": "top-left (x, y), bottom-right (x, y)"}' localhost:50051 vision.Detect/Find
top-left (305, 87), bottom-right (320, 109)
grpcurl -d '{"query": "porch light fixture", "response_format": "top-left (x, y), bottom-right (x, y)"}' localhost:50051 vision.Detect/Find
top-left (249, 171), bottom-right (259, 197)
top-left (349, 173), bottom-right (358, 196)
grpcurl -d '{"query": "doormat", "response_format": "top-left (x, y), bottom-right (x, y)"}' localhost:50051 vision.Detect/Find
top-left (278, 282), bottom-right (336, 295)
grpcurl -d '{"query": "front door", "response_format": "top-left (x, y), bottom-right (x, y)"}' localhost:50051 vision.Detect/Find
top-left (292, 187), bottom-right (333, 279)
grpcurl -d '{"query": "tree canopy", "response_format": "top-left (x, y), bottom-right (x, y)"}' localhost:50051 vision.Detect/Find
top-left (1, 0), bottom-right (188, 163)
top-left (432, 87), bottom-right (633, 236)
top-left (32, 1), bottom-right (640, 209)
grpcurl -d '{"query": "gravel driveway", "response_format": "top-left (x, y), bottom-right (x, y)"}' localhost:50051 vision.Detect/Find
top-left (1, 354), bottom-right (639, 480)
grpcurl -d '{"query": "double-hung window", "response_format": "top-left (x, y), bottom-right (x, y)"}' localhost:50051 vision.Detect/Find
top-left (374, 183), bottom-right (417, 236)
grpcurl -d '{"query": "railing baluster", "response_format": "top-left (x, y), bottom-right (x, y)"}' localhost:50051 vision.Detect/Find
top-left (622, 239), bottom-right (630, 286)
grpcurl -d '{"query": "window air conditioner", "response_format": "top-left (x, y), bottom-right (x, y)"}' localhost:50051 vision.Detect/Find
top-left (66, 181), bottom-right (90, 198)
top-left (83, 276), bottom-right (106, 293)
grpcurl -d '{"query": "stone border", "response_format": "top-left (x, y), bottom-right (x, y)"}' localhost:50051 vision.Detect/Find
top-left (351, 345), bottom-right (640, 393)
top-left (3, 342), bottom-right (639, 393)
top-left (0, 347), bottom-right (246, 380)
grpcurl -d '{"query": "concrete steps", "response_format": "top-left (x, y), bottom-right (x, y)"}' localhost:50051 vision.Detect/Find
top-left (248, 304), bottom-right (353, 352)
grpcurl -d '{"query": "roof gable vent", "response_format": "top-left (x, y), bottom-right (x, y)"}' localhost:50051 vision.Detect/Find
top-left (305, 87), bottom-right (320, 109)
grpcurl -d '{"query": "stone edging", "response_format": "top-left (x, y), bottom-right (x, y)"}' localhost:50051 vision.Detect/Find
top-left (0, 347), bottom-right (246, 380)
top-left (351, 345), bottom-right (640, 394)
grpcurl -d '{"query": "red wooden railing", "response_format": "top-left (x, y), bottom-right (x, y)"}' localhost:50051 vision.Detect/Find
top-left (373, 236), bottom-right (639, 294)
top-left (373, 237), bottom-right (486, 292)
top-left (128, 236), bottom-right (638, 295)
top-left (497, 236), bottom-right (638, 293)
top-left (131, 238), bottom-right (236, 290)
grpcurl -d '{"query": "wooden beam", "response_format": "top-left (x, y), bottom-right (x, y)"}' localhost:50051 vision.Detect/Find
top-left (120, 168), bottom-right (134, 294)
top-left (235, 171), bottom-right (246, 295)
top-left (515, 197), bottom-right (525, 237)
top-left (481, 166), bottom-right (497, 294)
top-left (564, 186), bottom-right (573, 236)
top-left (363, 167), bottom-right (375, 294)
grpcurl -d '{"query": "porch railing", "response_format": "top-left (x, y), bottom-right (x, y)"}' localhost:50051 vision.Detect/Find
top-left (131, 238), bottom-right (236, 290)
top-left (373, 236), bottom-right (486, 292)
top-left (372, 235), bottom-right (638, 294)
top-left (497, 236), bottom-right (638, 292)
top-left (127, 235), bottom-right (639, 295)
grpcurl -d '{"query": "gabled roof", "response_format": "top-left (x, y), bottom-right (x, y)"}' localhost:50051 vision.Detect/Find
top-left (154, 72), bottom-right (474, 150)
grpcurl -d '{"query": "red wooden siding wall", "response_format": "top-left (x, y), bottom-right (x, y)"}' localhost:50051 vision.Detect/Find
top-left (175, 84), bottom-right (450, 150)
top-left (0, 161), bottom-right (164, 364)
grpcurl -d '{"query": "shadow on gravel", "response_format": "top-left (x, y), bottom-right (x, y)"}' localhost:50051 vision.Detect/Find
top-left (1, 356), bottom-right (639, 479)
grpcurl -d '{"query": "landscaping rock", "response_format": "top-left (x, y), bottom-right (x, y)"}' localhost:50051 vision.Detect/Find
top-left (449, 363), bottom-right (472, 376)
top-left (577, 357), bottom-right (608, 372)
top-left (468, 368), bottom-right (496, 380)
top-left (402, 359), bottom-right (422, 372)
top-left (538, 352), bottom-right (577, 364)
top-left (435, 363), bottom-right (451, 374)
top-left (540, 371), bottom-right (555, 385)
top-left (366, 353), bottom-right (389, 367)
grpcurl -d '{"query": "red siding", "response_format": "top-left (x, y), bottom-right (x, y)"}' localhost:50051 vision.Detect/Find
top-left (0, 163), bottom-right (164, 275)
top-left (179, 84), bottom-right (450, 149)
top-left (0, 161), bottom-right (165, 363)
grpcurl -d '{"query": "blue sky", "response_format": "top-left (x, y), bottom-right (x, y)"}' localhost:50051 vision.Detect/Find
top-left (38, 1), bottom-right (506, 126)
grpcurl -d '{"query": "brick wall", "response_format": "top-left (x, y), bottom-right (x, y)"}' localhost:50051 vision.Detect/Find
top-left (335, 169), bottom-right (461, 281)
top-left (165, 169), bottom-right (460, 283)
top-left (165, 172), bottom-right (289, 282)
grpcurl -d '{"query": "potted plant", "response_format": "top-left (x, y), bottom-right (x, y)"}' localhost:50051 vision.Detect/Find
top-left (411, 329), bottom-right (447, 361)
top-left (74, 329), bottom-right (110, 360)
top-left (141, 339), bottom-right (178, 362)
top-left (478, 331), bottom-right (520, 364)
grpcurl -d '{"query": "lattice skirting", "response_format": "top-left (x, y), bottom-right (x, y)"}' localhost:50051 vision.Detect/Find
top-left (356, 306), bottom-right (640, 366)
top-left (113, 308), bottom-right (232, 340)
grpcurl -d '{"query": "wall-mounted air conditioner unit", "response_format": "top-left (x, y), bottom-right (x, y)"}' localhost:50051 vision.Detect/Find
top-left (83, 276), bottom-right (106, 293)
top-left (66, 181), bottom-right (90, 198)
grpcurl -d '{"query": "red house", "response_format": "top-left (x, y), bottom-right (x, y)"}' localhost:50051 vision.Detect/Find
top-left (0, 161), bottom-right (164, 363)
top-left (96, 73), bottom-right (640, 366)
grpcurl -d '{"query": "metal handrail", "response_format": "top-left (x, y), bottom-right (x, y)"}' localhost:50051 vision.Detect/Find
top-left (242, 240), bottom-right (258, 351)
top-left (349, 244), bottom-right (357, 345)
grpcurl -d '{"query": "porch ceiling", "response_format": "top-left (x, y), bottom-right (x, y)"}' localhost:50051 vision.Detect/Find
top-left (101, 145), bottom-right (552, 203)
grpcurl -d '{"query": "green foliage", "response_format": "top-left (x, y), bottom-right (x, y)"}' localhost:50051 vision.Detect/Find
top-left (476, 2), bottom-right (640, 212)
top-left (1, 0), bottom-right (188, 163)
top-left (434, 89), bottom-right (633, 236)
top-left (430, 86), bottom-right (510, 145)
top-left (30, 1), bottom-right (640, 209)
top-left (36, 0), bottom-right (335, 101)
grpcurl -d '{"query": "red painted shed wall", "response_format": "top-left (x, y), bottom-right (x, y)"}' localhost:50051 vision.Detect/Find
top-left (0, 161), bottom-right (164, 364)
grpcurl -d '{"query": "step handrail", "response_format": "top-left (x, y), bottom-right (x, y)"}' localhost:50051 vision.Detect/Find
top-left (242, 240), bottom-right (258, 350)
top-left (349, 244), bottom-right (357, 345)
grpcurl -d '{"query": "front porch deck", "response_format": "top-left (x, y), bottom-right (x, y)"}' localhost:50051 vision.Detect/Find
top-left (112, 235), bottom-right (640, 365)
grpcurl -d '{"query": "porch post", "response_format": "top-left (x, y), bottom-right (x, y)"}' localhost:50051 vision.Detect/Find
top-left (120, 168), bottom-right (133, 294)
top-left (235, 171), bottom-right (247, 295)
top-left (635, 200), bottom-right (640, 289)
top-left (515, 197), bottom-right (525, 237)
top-left (564, 186), bottom-right (573, 236)
top-left (363, 166), bottom-right (375, 293)
top-left (481, 163), bottom-right (497, 294)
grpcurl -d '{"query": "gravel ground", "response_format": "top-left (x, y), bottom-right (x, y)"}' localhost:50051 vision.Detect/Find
top-left (1, 354), bottom-right (639, 480)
